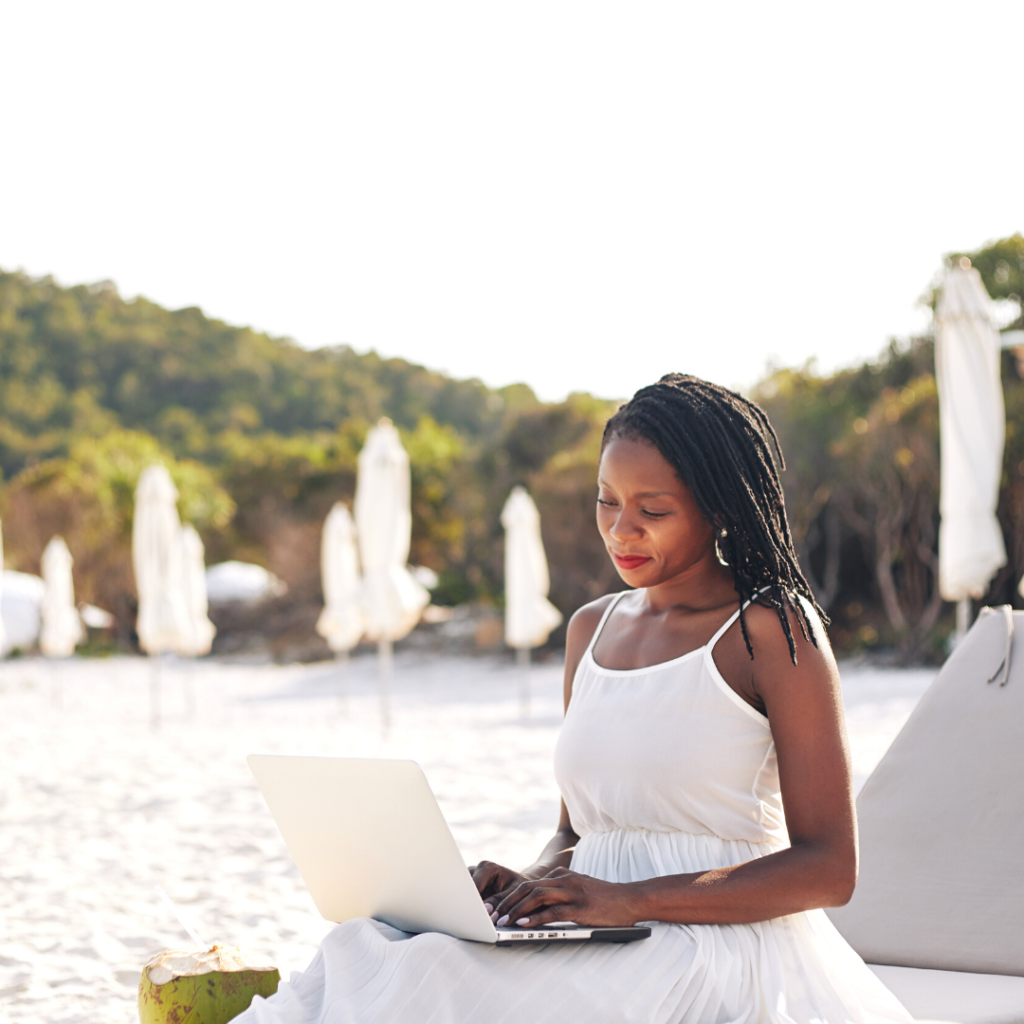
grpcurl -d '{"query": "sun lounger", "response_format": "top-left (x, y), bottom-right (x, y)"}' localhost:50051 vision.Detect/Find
top-left (868, 965), bottom-right (1024, 1024)
top-left (828, 607), bottom-right (1024, 1024)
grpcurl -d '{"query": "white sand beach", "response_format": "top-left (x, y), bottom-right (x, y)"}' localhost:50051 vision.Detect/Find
top-left (0, 653), bottom-right (935, 1024)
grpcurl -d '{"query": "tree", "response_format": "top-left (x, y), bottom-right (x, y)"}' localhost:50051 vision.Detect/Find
top-left (0, 430), bottom-right (232, 646)
top-left (830, 378), bottom-right (942, 654)
top-left (950, 233), bottom-right (1024, 329)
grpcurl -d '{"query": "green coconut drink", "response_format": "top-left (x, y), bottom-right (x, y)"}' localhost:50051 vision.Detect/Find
top-left (138, 946), bottom-right (280, 1024)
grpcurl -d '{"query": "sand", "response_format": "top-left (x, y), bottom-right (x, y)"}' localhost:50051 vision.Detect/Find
top-left (0, 652), bottom-right (934, 1023)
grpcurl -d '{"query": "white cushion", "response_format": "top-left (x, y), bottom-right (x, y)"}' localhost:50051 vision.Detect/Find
top-left (828, 608), bottom-right (1024, 975)
top-left (869, 965), bottom-right (1024, 1024)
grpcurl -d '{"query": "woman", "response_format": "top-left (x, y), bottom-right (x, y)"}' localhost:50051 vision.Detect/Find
top-left (241, 375), bottom-right (911, 1023)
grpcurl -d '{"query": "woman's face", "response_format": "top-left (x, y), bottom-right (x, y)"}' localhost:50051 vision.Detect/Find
top-left (596, 435), bottom-right (718, 588)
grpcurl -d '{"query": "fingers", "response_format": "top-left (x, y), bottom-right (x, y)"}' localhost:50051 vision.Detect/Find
top-left (489, 871), bottom-right (630, 929)
top-left (486, 867), bottom-right (565, 908)
top-left (469, 860), bottom-right (502, 897)
top-left (484, 884), bottom-right (517, 918)
top-left (490, 878), bottom-right (531, 921)
top-left (486, 880), bottom-right (550, 919)
top-left (502, 903), bottom-right (576, 929)
top-left (492, 878), bottom-right (572, 927)
top-left (470, 861), bottom-right (525, 903)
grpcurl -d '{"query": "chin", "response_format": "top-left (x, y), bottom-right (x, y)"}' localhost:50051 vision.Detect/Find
top-left (616, 566), bottom-right (656, 586)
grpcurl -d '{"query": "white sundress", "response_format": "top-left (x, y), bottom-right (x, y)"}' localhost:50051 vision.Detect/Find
top-left (238, 593), bottom-right (913, 1024)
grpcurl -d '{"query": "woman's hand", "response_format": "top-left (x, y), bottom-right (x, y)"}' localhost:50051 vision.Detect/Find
top-left (469, 860), bottom-right (529, 907)
top-left (488, 868), bottom-right (640, 928)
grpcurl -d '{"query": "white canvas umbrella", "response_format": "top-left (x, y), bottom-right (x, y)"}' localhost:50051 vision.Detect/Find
top-left (176, 525), bottom-right (215, 717)
top-left (935, 261), bottom-right (1007, 639)
top-left (501, 486), bottom-right (563, 714)
top-left (40, 536), bottom-right (83, 657)
top-left (317, 501), bottom-right (364, 710)
top-left (354, 419), bottom-right (430, 726)
top-left (317, 502), bottom-right (364, 653)
top-left (178, 525), bottom-right (216, 657)
top-left (40, 535), bottom-right (84, 708)
top-left (133, 464), bottom-right (189, 726)
top-left (321, 499), bottom-right (370, 643)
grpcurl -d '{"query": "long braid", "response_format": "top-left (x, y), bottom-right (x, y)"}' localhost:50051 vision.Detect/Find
top-left (602, 373), bottom-right (827, 664)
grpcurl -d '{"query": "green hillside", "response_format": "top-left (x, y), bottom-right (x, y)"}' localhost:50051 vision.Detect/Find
top-left (0, 269), bottom-right (617, 651)
top-left (0, 270), bottom-right (540, 479)
top-left (2, 239), bottom-right (1022, 662)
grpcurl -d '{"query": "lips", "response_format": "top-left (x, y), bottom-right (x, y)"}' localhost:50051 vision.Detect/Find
top-left (613, 553), bottom-right (651, 570)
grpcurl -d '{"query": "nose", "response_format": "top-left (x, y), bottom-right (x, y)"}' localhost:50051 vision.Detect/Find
top-left (608, 506), bottom-right (643, 541)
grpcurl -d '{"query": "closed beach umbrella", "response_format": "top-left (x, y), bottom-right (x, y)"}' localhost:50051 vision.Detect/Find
top-left (133, 464), bottom-right (189, 726)
top-left (355, 420), bottom-right (430, 642)
top-left (935, 261), bottom-right (1007, 637)
top-left (502, 486), bottom-right (562, 715)
top-left (39, 536), bottom-right (83, 657)
top-left (133, 464), bottom-right (189, 654)
top-left (177, 525), bottom-right (216, 657)
top-left (502, 486), bottom-right (562, 650)
top-left (355, 419), bottom-right (430, 726)
top-left (316, 502), bottom-right (365, 653)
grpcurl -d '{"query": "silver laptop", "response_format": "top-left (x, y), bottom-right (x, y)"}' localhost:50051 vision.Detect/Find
top-left (247, 755), bottom-right (650, 945)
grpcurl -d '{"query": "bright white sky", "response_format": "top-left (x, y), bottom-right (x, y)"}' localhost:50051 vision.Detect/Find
top-left (3, 2), bottom-right (1023, 401)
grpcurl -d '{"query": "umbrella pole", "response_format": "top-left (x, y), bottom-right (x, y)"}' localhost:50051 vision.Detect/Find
top-left (51, 659), bottom-right (63, 711)
top-left (378, 639), bottom-right (392, 733)
top-left (150, 654), bottom-right (162, 730)
top-left (517, 646), bottom-right (530, 718)
top-left (955, 599), bottom-right (972, 644)
top-left (336, 649), bottom-right (349, 713)
top-left (184, 659), bottom-right (197, 718)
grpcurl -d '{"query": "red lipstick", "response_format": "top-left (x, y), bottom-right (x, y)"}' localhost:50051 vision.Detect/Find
top-left (613, 553), bottom-right (651, 570)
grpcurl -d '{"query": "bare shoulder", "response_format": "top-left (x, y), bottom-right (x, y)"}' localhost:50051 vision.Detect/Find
top-left (563, 594), bottom-right (620, 706)
top-left (742, 594), bottom-right (840, 702)
top-left (566, 594), bottom-right (618, 664)
top-left (742, 594), bottom-right (830, 659)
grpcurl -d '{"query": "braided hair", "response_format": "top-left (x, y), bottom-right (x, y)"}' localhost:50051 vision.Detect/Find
top-left (602, 373), bottom-right (826, 664)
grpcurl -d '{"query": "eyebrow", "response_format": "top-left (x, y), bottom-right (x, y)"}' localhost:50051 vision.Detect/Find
top-left (597, 482), bottom-right (675, 499)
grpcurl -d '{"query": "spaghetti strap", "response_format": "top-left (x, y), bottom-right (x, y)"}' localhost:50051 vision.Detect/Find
top-left (584, 591), bottom-right (630, 659)
top-left (707, 587), bottom-right (771, 653)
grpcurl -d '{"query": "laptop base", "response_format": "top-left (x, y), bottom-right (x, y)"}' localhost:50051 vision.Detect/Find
top-left (493, 925), bottom-right (652, 944)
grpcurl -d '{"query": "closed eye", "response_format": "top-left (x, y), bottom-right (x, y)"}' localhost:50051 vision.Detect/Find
top-left (642, 510), bottom-right (670, 519)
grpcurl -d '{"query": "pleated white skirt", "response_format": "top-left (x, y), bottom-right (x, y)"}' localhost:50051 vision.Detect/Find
top-left (236, 829), bottom-right (912, 1024)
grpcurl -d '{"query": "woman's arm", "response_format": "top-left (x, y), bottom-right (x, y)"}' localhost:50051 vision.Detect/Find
top-left (471, 802), bottom-right (579, 902)
top-left (470, 599), bottom-right (611, 904)
top-left (490, 602), bottom-right (858, 928)
top-left (522, 801), bottom-right (580, 879)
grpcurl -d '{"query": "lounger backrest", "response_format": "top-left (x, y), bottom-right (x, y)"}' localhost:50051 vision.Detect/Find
top-left (827, 607), bottom-right (1024, 977)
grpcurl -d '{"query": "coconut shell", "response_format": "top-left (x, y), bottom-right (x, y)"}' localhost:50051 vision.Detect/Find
top-left (138, 946), bottom-right (280, 1024)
